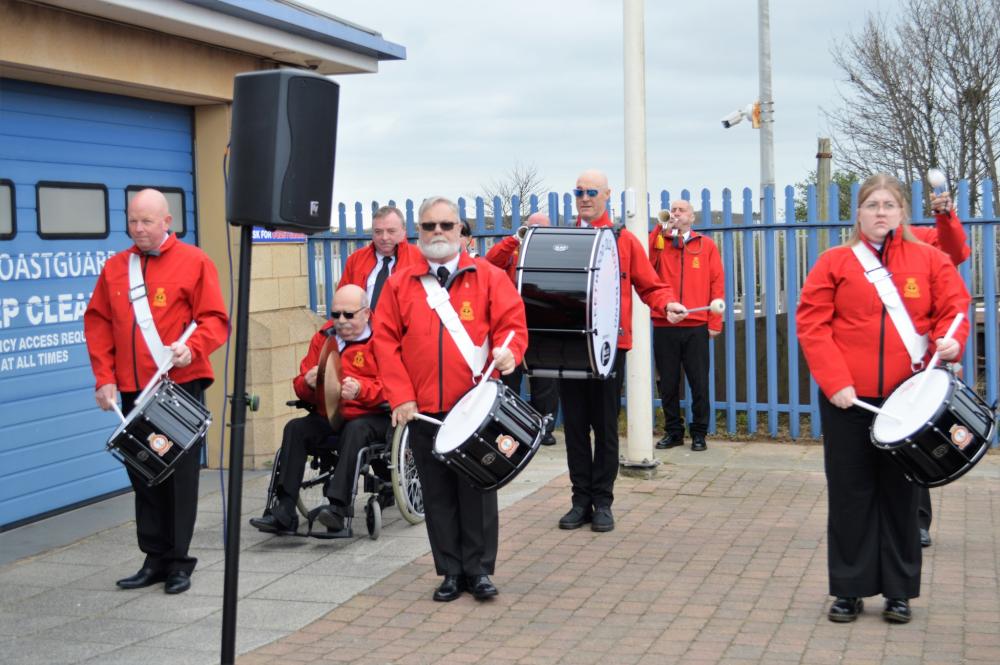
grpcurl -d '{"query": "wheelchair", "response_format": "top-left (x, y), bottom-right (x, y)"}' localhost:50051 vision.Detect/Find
top-left (261, 402), bottom-right (424, 540)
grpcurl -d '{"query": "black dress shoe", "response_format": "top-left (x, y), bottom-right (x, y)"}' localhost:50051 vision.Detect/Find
top-left (433, 575), bottom-right (464, 602)
top-left (691, 436), bottom-right (707, 452)
top-left (828, 596), bottom-right (863, 622)
top-left (655, 433), bottom-right (684, 449)
top-left (920, 527), bottom-right (932, 547)
top-left (313, 505), bottom-right (345, 532)
top-left (116, 567), bottom-right (167, 590)
top-left (591, 506), bottom-right (615, 532)
top-left (883, 598), bottom-right (911, 624)
top-left (540, 433), bottom-right (557, 446)
top-left (558, 505), bottom-right (592, 530)
top-left (467, 575), bottom-right (498, 600)
top-left (249, 512), bottom-right (298, 536)
top-left (164, 571), bottom-right (191, 595)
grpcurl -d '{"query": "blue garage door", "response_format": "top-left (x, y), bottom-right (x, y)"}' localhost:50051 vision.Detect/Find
top-left (0, 79), bottom-right (198, 529)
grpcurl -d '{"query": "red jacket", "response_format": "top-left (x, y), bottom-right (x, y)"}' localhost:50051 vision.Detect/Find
top-left (484, 234), bottom-right (520, 283)
top-left (84, 233), bottom-right (229, 392)
top-left (796, 232), bottom-right (970, 399)
top-left (372, 253), bottom-right (528, 413)
top-left (909, 210), bottom-right (969, 266)
top-left (648, 227), bottom-right (724, 331)
top-left (578, 211), bottom-right (675, 350)
top-left (293, 321), bottom-right (385, 420)
top-left (337, 241), bottom-right (422, 298)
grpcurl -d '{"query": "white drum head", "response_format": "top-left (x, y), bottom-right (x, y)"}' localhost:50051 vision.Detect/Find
top-left (434, 381), bottom-right (499, 454)
top-left (589, 229), bottom-right (621, 377)
top-left (872, 369), bottom-right (950, 443)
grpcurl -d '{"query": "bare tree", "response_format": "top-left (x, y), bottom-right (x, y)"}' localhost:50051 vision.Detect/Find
top-left (827, 0), bottom-right (1000, 213)
top-left (478, 162), bottom-right (547, 223)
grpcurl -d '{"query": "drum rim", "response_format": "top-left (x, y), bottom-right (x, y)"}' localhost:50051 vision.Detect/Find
top-left (871, 368), bottom-right (955, 446)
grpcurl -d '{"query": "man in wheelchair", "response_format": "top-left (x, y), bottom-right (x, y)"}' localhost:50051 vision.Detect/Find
top-left (249, 284), bottom-right (389, 535)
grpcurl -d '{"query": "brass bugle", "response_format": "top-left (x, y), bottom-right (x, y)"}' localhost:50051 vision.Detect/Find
top-left (657, 209), bottom-right (672, 226)
top-left (516, 225), bottom-right (529, 242)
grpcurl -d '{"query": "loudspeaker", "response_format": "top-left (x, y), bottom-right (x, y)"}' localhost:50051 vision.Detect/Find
top-left (227, 69), bottom-right (339, 234)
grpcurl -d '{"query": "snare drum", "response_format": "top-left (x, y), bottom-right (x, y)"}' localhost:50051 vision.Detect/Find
top-left (871, 368), bottom-right (996, 487)
top-left (433, 380), bottom-right (547, 492)
top-left (107, 378), bottom-right (212, 487)
top-left (516, 226), bottom-right (620, 379)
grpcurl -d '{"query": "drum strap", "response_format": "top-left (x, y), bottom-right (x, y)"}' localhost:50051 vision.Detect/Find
top-left (851, 243), bottom-right (928, 368)
top-left (419, 274), bottom-right (489, 379)
top-left (128, 253), bottom-right (172, 371)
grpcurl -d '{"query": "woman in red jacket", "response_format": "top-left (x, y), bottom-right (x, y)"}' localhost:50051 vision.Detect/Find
top-left (796, 174), bottom-right (970, 625)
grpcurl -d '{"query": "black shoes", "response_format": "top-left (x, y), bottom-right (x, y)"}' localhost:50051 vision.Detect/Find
top-left (655, 433), bottom-right (684, 449)
top-left (540, 433), bottom-right (557, 446)
top-left (828, 597), bottom-right (863, 622)
top-left (467, 575), bottom-right (498, 601)
top-left (433, 575), bottom-right (464, 602)
top-left (116, 567), bottom-right (167, 590)
top-left (691, 435), bottom-right (707, 452)
top-left (165, 571), bottom-right (191, 595)
top-left (249, 512), bottom-right (299, 536)
top-left (883, 598), bottom-right (911, 623)
top-left (558, 506), bottom-right (592, 530)
top-left (591, 506), bottom-right (615, 532)
top-left (920, 527), bottom-right (932, 547)
top-left (313, 505), bottom-right (345, 532)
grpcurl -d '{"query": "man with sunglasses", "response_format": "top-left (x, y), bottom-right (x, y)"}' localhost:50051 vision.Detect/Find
top-left (338, 205), bottom-right (420, 312)
top-left (374, 196), bottom-right (527, 603)
top-left (648, 200), bottom-right (724, 452)
top-left (557, 170), bottom-right (685, 534)
top-left (249, 284), bottom-right (388, 535)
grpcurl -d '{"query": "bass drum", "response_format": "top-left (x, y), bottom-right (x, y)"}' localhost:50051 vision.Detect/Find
top-left (516, 227), bottom-right (620, 379)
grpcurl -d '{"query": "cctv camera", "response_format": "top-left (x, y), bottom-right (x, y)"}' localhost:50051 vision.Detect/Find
top-left (721, 109), bottom-right (744, 128)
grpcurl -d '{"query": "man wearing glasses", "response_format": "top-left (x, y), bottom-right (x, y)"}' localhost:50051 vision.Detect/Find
top-left (558, 170), bottom-right (685, 533)
top-left (249, 284), bottom-right (388, 535)
top-left (373, 196), bottom-right (527, 602)
top-left (338, 205), bottom-right (420, 312)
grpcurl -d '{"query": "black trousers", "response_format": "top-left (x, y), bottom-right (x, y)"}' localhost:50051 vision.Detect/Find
top-left (501, 368), bottom-right (558, 434)
top-left (918, 487), bottom-right (932, 531)
top-left (121, 380), bottom-right (205, 575)
top-left (327, 413), bottom-right (391, 510)
top-left (558, 352), bottom-right (627, 510)
top-left (820, 393), bottom-right (921, 599)
top-left (408, 416), bottom-right (498, 577)
top-left (274, 411), bottom-right (337, 509)
top-left (653, 325), bottom-right (711, 436)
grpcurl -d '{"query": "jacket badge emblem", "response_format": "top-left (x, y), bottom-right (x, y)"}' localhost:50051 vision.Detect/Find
top-left (460, 301), bottom-right (474, 321)
top-left (692, 257), bottom-right (701, 269)
top-left (903, 278), bottom-right (920, 298)
top-left (153, 287), bottom-right (167, 307)
top-left (352, 351), bottom-right (365, 368)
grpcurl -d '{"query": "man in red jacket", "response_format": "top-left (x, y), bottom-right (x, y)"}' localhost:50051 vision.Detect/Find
top-left (84, 188), bottom-right (229, 595)
top-left (249, 284), bottom-right (389, 535)
top-left (648, 199), bottom-right (725, 452)
top-left (557, 170), bottom-right (685, 534)
top-left (374, 196), bottom-right (527, 603)
top-left (337, 205), bottom-right (420, 312)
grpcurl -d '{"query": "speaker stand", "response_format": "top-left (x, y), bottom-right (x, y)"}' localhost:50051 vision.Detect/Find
top-left (221, 224), bottom-right (253, 664)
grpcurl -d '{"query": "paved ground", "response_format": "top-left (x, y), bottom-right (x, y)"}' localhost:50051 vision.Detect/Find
top-left (2, 438), bottom-right (999, 665)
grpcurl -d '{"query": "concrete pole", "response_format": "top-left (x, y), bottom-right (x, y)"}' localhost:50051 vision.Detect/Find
top-left (622, 0), bottom-right (656, 474)
top-left (816, 138), bottom-right (832, 221)
top-left (758, 0), bottom-right (775, 198)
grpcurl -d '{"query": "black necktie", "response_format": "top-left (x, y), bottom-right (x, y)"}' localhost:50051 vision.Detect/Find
top-left (370, 256), bottom-right (391, 309)
top-left (437, 266), bottom-right (450, 287)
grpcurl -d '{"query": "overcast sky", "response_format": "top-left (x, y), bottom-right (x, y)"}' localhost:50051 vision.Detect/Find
top-left (302, 0), bottom-right (901, 216)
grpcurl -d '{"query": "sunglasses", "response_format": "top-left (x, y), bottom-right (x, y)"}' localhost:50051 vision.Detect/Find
top-left (573, 188), bottom-right (600, 198)
top-left (330, 307), bottom-right (365, 320)
top-left (419, 221), bottom-right (457, 232)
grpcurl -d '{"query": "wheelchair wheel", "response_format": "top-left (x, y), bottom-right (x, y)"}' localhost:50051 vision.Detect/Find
top-left (296, 458), bottom-right (331, 520)
top-left (365, 495), bottom-right (382, 540)
top-left (390, 424), bottom-right (425, 524)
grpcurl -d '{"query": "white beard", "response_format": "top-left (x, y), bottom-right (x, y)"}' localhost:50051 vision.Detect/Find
top-left (419, 238), bottom-right (460, 261)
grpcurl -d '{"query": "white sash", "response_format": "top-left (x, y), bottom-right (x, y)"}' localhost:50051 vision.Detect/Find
top-left (851, 243), bottom-right (928, 367)
top-left (419, 274), bottom-right (489, 379)
top-left (128, 253), bottom-right (172, 371)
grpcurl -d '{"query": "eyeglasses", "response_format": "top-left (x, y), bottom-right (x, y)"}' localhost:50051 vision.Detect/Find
top-left (419, 221), bottom-right (457, 232)
top-left (573, 188), bottom-right (600, 198)
top-left (330, 307), bottom-right (365, 320)
top-left (860, 201), bottom-right (900, 212)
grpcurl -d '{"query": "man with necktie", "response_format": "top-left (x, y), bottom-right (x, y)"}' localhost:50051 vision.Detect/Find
top-left (338, 205), bottom-right (420, 312)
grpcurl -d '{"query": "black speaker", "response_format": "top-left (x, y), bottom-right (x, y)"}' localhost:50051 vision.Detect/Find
top-left (227, 69), bottom-right (339, 234)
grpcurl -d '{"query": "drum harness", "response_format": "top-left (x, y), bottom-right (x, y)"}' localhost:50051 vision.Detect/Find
top-left (419, 273), bottom-right (490, 381)
top-left (851, 242), bottom-right (928, 372)
top-left (128, 253), bottom-right (175, 375)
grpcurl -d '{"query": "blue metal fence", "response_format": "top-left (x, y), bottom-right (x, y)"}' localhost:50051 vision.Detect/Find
top-left (307, 181), bottom-right (999, 441)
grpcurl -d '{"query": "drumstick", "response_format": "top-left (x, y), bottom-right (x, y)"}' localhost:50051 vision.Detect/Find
top-left (412, 413), bottom-right (443, 426)
top-left (851, 398), bottom-right (901, 422)
top-left (685, 299), bottom-right (726, 314)
top-left (134, 321), bottom-right (200, 406)
top-left (910, 312), bottom-right (964, 402)
top-left (478, 330), bottom-right (516, 385)
top-left (111, 401), bottom-right (126, 424)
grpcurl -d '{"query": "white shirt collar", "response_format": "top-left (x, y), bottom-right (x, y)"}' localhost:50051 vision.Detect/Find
top-left (336, 324), bottom-right (372, 352)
